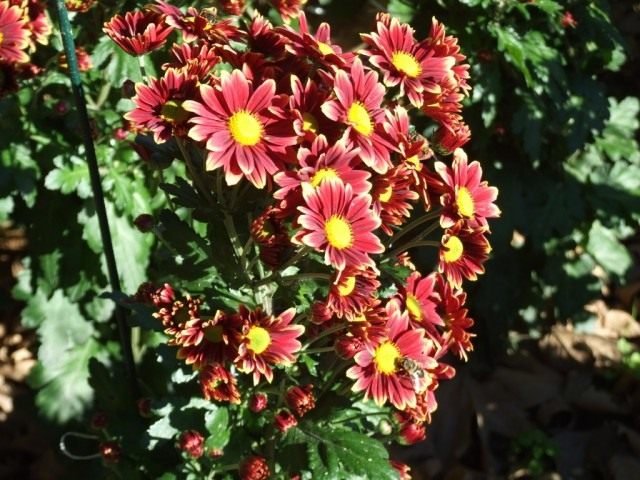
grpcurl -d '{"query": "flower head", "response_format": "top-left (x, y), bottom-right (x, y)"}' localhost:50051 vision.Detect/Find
top-left (0, 2), bottom-right (30, 64)
top-left (199, 362), bottom-right (241, 404)
top-left (294, 180), bottom-right (384, 272)
top-left (240, 456), bottom-right (270, 480)
top-left (177, 430), bottom-right (204, 459)
top-left (438, 224), bottom-right (491, 288)
top-left (346, 300), bottom-right (437, 410)
top-left (235, 307), bottom-right (304, 384)
top-left (103, 10), bottom-right (173, 56)
top-left (184, 69), bottom-right (297, 188)
top-left (397, 271), bottom-right (442, 331)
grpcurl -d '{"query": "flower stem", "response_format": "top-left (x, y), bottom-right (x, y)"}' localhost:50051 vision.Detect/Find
top-left (303, 346), bottom-right (336, 355)
top-left (388, 239), bottom-right (441, 259)
top-left (302, 322), bottom-right (349, 350)
top-left (251, 247), bottom-right (311, 287)
top-left (387, 208), bottom-right (442, 247)
top-left (330, 411), bottom-right (391, 425)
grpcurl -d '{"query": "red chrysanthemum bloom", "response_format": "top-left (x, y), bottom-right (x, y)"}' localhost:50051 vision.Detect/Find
top-left (235, 306), bottom-right (304, 384)
top-left (125, 69), bottom-right (198, 144)
top-left (397, 419), bottom-right (426, 445)
top-left (361, 13), bottom-right (456, 108)
top-left (65, 0), bottom-right (95, 12)
top-left (432, 114), bottom-right (471, 153)
top-left (19, 0), bottom-right (50, 48)
top-left (184, 69), bottom-right (297, 188)
top-left (396, 271), bottom-right (442, 331)
top-left (294, 180), bottom-right (384, 272)
top-left (278, 12), bottom-right (353, 69)
top-left (174, 309), bottom-right (240, 369)
top-left (289, 75), bottom-right (340, 142)
top-left (438, 224), bottom-right (491, 289)
top-left (434, 273), bottom-right (474, 360)
top-left (325, 266), bottom-right (380, 319)
top-left (0, 1), bottom-right (30, 64)
top-left (163, 42), bottom-right (219, 80)
top-left (246, 15), bottom-right (288, 58)
top-left (153, 1), bottom-right (241, 44)
top-left (322, 59), bottom-right (395, 174)
top-left (346, 300), bottom-right (437, 410)
top-left (269, 0), bottom-right (306, 21)
top-left (371, 165), bottom-right (420, 236)
top-left (286, 384), bottom-right (315, 417)
top-left (240, 456), bottom-right (270, 480)
top-left (250, 205), bottom-right (293, 269)
top-left (219, 0), bottom-right (245, 16)
top-left (390, 460), bottom-right (412, 480)
top-left (177, 430), bottom-right (204, 459)
top-left (58, 46), bottom-right (92, 72)
top-left (104, 10), bottom-right (173, 56)
top-left (274, 134), bottom-right (370, 204)
top-left (199, 362), bottom-right (241, 404)
top-left (274, 409), bottom-right (298, 432)
top-left (435, 148), bottom-right (500, 229)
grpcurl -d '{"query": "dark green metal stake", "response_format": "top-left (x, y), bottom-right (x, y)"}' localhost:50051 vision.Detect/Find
top-left (54, 0), bottom-right (139, 400)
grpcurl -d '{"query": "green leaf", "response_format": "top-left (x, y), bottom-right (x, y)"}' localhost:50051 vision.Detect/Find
top-left (204, 407), bottom-right (230, 451)
top-left (44, 155), bottom-right (91, 198)
top-left (387, 0), bottom-right (415, 23)
top-left (299, 425), bottom-right (398, 480)
top-left (586, 221), bottom-right (632, 277)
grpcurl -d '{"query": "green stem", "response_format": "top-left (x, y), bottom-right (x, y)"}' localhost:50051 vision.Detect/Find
top-left (137, 55), bottom-right (147, 81)
top-left (330, 411), bottom-right (391, 425)
top-left (281, 272), bottom-right (331, 284)
top-left (303, 346), bottom-right (336, 355)
top-left (387, 208), bottom-right (442, 247)
top-left (251, 247), bottom-right (311, 287)
top-left (388, 240), bottom-right (441, 259)
top-left (176, 138), bottom-right (215, 207)
top-left (302, 322), bottom-right (349, 350)
top-left (207, 463), bottom-right (239, 480)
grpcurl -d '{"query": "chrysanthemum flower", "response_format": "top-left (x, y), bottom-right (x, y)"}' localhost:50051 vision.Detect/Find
top-left (103, 10), bottom-right (173, 56)
top-left (274, 134), bottom-right (369, 204)
top-left (278, 12), bottom-right (353, 69)
top-left (435, 148), bottom-right (500, 229)
top-left (346, 299), bottom-right (437, 410)
top-left (325, 266), bottom-right (380, 319)
top-left (294, 180), bottom-right (384, 271)
top-left (58, 47), bottom-right (92, 72)
top-left (125, 69), bottom-right (198, 144)
top-left (219, 0), bottom-right (245, 16)
top-left (432, 113), bottom-right (471, 153)
top-left (184, 69), bottom-right (297, 188)
top-left (239, 456), bottom-right (270, 480)
top-left (396, 271), bottom-right (442, 331)
top-left (250, 205), bottom-right (292, 269)
top-left (65, 0), bottom-right (95, 13)
top-left (174, 309), bottom-right (240, 369)
top-left (289, 75), bottom-right (339, 142)
top-left (434, 273), bottom-right (474, 360)
top-left (361, 13), bottom-right (456, 108)
top-left (0, 2), bottom-right (30, 64)
top-left (371, 165), bottom-right (419, 236)
top-left (235, 306), bottom-right (304, 385)
top-left (163, 43), bottom-right (219, 80)
top-left (269, 0), bottom-right (306, 21)
top-left (438, 224), bottom-right (491, 288)
top-left (199, 362), bottom-right (241, 404)
top-left (247, 15), bottom-right (287, 58)
top-left (322, 59), bottom-right (395, 174)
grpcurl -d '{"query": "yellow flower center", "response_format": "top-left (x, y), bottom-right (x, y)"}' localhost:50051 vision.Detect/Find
top-left (302, 112), bottom-right (319, 133)
top-left (246, 326), bottom-right (271, 354)
top-left (324, 215), bottom-right (353, 249)
top-left (405, 155), bottom-right (422, 171)
top-left (378, 185), bottom-right (393, 203)
top-left (317, 41), bottom-right (334, 56)
top-left (456, 187), bottom-right (475, 217)
top-left (0, 32), bottom-right (4, 46)
top-left (228, 110), bottom-right (263, 147)
top-left (204, 325), bottom-right (223, 343)
top-left (405, 294), bottom-right (422, 320)
top-left (160, 100), bottom-right (190, 124)
top-left (391, 51), bottom-right (422, 78)
top-left (337, 276), bottom-right (356, 296)
top-left (443, 235), bottom-right (464, 263)
top-left (347, 102), bottom-right (373, 137)
top-left (350, 313), bottom-right (366, 323)
top-left (310, 167), bottom-right (339, 188)
top-left (374, 341), bottom-right (400, 375)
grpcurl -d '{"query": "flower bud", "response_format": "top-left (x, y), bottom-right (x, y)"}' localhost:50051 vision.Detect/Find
top-left (99, 441), bottom-right (121, 464)
top-left (137, 397), bottom-right (151, 418)
top-left (286, 385), bottom-right (315, 418)
top-left (334, 335), bottom-right (362, 359)
top-left (249, 392), bottom-right (268, 413)
top-left (274, 409), bottom-right (297, 433)
top-left (398, 421), bottom-right (425, 445)
top-left (239, 455), bottom-right (270, 480)
top-left (90, 411), bottom-right (108, 430)
top-left (390, 460), bottom-right (412, 480)
top-left (177, 430), bottom-right (205, 459)
top-left (134, 214), bottom-right (155, 233)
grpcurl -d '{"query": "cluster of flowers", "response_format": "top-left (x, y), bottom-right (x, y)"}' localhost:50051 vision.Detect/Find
top-left (113, 2), bottom-right (499, 477)
top-left (0, 0), bottom-right (51, 96)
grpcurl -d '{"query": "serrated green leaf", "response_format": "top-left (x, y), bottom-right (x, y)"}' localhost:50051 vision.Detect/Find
top-left (204, 407), bottom-right (230, 450)
top-left (44, 155), bottom-right (91, 198)
top-left (586, 221), bottom-right (632, 277)
top-left (301, 426), bottom-right (398, 480)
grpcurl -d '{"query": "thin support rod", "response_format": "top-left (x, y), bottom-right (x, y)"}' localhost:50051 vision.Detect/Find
top-left (53, 0), bottom-right (139, 399)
